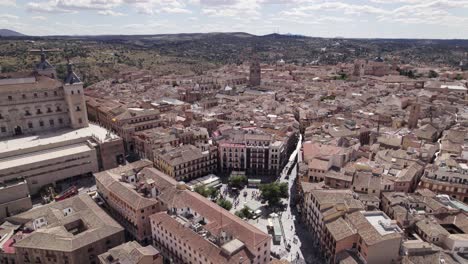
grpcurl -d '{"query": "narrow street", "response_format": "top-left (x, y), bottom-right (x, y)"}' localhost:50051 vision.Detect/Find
top-left (275, 134), bottom-right (323, 263)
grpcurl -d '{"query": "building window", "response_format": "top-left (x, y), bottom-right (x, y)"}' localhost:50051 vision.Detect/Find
top-left (49, 119), bottom-right (54, 126)
top-left (7, 96), bottom-right (12, 101)
top-left (78, 90), bottom-right (81, 94)
top-left (39, 121), bottom-right (44, 127)
top-left (25, 110), bottom-right (31, 116)
top-left (47, 107), bottom-right (52, 113)
top-left (34, 93), bottom-right (38, 98)
top-left (56, 106), bottom-right (62, 112)
top-left (58, 118), bottom-right (63, 124)
top-left (44, 92), bottom-right (48, 97)
top-left (71, 90), bottom-right (74, 95)
top-left (54, 91), bottom-right (58, 96)
top-left (78, 118), bottom-right (83, 124)
top-left (0, 113), bottom-right (3, 119)
top-left (0, 127), bottom-right (6, 133)
top-left (28, 122), bottom-right (33, 129)
top-left (36, 109), bottom-right (42, 114)
top-left (22, 94), bottom-right (26, 99)
top-left (76, 106), bottom-right (81, 112)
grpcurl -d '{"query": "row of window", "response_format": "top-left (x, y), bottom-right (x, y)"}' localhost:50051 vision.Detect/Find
top-left (4, 89), bottom-right (82, 102)
top-left (0, 106), bottom-right (80, 120)
top-left (25, 106), bottom-right (63, 116)
top-left (0, 117), bottom-right (84, 133)
top-left (6, 91), bottom-right (59, 101)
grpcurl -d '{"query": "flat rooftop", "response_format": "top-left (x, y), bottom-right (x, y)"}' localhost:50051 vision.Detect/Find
top-left (0, 124), bottom-right (118, 156)
top-left (363, 211), bottom-right (402, 236)
top-left (0, 143), bottom-right (94, 171)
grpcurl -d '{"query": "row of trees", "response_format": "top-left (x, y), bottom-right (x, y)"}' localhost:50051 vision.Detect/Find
top-left (194, 185), bottom-right (233, 211)
top-left (195, 174), bottom-right (289, 213)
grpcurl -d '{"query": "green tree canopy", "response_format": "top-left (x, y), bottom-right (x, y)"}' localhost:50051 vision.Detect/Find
top-left (234, 206), bottom-right (253, 219)
top-left (194, 185), bottom-right (219, 199)
top-left (259, 182), bottom-right (289, 206)
top-left (228, 174), bottom-right (247, 189)
top-left (216, 198), bottom-right (233, 211)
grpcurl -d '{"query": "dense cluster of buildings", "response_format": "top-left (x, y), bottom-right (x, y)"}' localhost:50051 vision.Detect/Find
top-left (0, 45), bottom-right (467, 264)
top-left (292, 57), bottom-right (468, 263)
top-left (95, 162), bottom-right (271, 264)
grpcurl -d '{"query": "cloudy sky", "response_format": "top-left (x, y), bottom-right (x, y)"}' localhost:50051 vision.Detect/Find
top-left (1, 0), bottom-right (468, 38)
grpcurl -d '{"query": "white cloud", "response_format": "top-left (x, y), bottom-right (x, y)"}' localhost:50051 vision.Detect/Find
top-left (32, 16), bottom-right (48, 20)
top-left (5, 0), bottom-right (468, 37)
top-left (0, 0), bottom-right (15, 7)
top-left (98, 10), bottom-right (126, 16)
top-left (0, 13), bottom-right (18, 19)
top-left (161, 7), bottom-right (192, 13)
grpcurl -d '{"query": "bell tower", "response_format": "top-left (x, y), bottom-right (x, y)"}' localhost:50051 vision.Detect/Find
top-left (249, 58), bottom-right (261, 87)
top-left (63, 61), bottom-right (89, 129)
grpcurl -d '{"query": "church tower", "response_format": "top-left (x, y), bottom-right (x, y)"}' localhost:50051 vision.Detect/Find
top-left (249, 58), bottom-right (261, 87)
top-left (408, 103), bottom-right (420, 129)
top-left (35, 48), bottom-right (56, 78)
top-left (63, 61), bottom-right (89, 129)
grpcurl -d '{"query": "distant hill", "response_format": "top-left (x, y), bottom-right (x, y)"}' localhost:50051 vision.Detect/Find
top-left (0, 29), bottom-right (26, 37)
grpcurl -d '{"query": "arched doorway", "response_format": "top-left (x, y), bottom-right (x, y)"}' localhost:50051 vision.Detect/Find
top-left (14, 126), bottom-right (22, 136)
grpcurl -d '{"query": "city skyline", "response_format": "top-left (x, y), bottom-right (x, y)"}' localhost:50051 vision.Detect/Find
top-left (1, 0), bottom-right (468, 39)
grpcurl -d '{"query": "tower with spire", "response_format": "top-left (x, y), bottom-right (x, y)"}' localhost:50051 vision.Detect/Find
top-left (35, 47), bottom-right (56, 78)
top-left (63, 60), bottom-right (89, 129)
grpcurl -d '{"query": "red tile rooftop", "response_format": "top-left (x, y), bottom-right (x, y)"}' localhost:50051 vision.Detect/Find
top-left (3, 238), bottom-right (15, 254)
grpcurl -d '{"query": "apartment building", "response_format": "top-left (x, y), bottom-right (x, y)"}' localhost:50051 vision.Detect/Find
top-left (96, 164), bottom-right (272, 264)
top-left (300, 188), bottom-right (364, 248)
top-left (86, 96), bottom-right (164, 152)
top-left (95, 160), bottom-right (161, 244)
top-left (153, 144), bottom-right (218, 181)
top-left (133, 126), bottom-right (209, 161)
top-left (302, 142), bottom-right (353, 183)
top-left (422, 158), bottom-right (468, 203)
top-left (216, 128), bottom-right (292, 177)
top-left (323, 211), bottom-right (403, 264)
top-left (148, 171), bottom-right (271, 264)
top-left (3, 194), bottom-right (125, 264)
top-left (98, 241), bottom-right (163, 264)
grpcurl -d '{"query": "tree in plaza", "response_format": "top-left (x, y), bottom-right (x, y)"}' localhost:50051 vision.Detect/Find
top-left (235, 206), bottom-right (253, 219)
top-left (259, 182), bottom-right (289, 206)
top-left (216, 198), bottom-right (233, 211)
top-left (228, 174), bottom-right (247, 189)
top-left (194, 185), bottom-right (219, 199)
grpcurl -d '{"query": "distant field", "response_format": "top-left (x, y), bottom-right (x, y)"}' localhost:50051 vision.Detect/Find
top-left (1, 33), bottom-right (467, 86)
